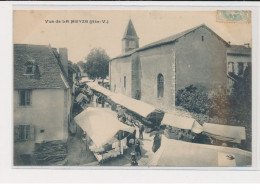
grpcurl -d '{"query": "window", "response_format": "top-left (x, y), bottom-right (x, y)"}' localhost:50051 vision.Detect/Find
top-left (25, 61), bottom-right (34, 75)
top-left (129, 41), bottom-right (136, 48)
top-left (157, 74), bottom-right (164, 98)
top-left (114, 84), bottom-right (116, 92)
top-left (228, 62), bottom-right (235, 73)
top-left (26, 65), bottom-right (33, 74)
top-left (201, 36), bottom-right (204, 41)
top-left (14, 125), bottom-right (35, 141)
top-left (19, 90), bottom-right (31, 106)
top-left (238, 62), bottom-right (244, 75)
top-left (124, 76), bottom-right (126, 89)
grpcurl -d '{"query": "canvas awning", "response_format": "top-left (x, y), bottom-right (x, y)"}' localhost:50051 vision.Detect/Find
top-left (75, 93), bottom-right (89, 103)
top-left (87, 82), bottom-right (114, 97)
top-left (149, 135), bottom-right (252, 167)
top-left (202, 123), bottom-right (246, 144)
top-left (161, 113), bottom-right (203, 134)
top-left (109, 93), bottom-right (162, 118)
top-left (80, 77), bottom-right (93, 83)
top-left (74, 107), bottom-right (135, 147)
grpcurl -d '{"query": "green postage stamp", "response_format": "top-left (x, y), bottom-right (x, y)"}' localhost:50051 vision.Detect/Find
top-left (217, 10), bottom-right (251, 23)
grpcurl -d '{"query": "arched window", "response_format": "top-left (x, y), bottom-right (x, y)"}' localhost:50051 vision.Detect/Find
top-left (157, 73), bottom-right (164, 98)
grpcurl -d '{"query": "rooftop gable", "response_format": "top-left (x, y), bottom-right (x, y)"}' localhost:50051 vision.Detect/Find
top-left (14, 44), bottom-right (70, 90)
top-left (112, 24), bottom-right (230, 60)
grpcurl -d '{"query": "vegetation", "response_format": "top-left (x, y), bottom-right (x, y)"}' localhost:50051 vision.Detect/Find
top-left (84, 48), bottom-right (110, 79)
top-left (176, 65), bottom-right (252, 150)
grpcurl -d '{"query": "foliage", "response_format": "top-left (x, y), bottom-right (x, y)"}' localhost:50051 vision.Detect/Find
top-left (68, 61), bottom-right (80, 73)
top-left (84, 48), bottom-right (110, 79)
top-left (176, 84), bottom-right (210, 114)
top-left (176, 65), bottom-right (252, 150)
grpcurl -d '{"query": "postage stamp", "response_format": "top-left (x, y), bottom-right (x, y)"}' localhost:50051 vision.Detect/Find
top-left (217, 10), bottom-right (251, 23)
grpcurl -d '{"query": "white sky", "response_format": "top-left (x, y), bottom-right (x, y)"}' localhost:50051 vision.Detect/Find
top-left (13, 10), bottom-right (252, 63)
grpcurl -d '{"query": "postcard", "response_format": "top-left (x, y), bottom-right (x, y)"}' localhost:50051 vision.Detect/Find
top-left (13, 9), bottom-right (252, 167)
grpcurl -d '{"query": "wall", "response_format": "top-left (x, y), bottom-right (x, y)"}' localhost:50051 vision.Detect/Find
top-left (138, 44), bottom-right (176, 111)
top-left (14, 89), bottom-right (68, 156)
top-left (174, 26), bottom-right (228, 91)
top-left (110, 56), bottom-right (132, 97)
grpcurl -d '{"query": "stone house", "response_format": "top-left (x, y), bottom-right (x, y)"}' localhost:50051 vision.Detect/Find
top-left (109, 20), bottom-right (230, 111)
top-left (13, 44), bottom-right (72, 164)
top-left (226, 45), bottom-right (251, 94)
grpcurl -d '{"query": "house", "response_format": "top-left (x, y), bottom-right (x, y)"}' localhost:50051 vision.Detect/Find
top-left (226, 45), bottom-right (251, 94)
top-left (13, 44), bottom-right (72, 165)
top-left (78, 64), bottom-right (88, 77)
top-left (109, 20), bottom-right (230, 111)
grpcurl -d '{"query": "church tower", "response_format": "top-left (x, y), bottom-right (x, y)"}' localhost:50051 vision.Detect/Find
top-left (122, 19), bottom-right (139, 53)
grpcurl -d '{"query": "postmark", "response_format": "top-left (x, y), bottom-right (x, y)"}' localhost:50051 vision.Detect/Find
top-left (217, 10), bottom-right (251, 23)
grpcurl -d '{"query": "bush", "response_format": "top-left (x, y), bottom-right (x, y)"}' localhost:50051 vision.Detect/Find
top-left (176, 84), bottom-right (210, 114)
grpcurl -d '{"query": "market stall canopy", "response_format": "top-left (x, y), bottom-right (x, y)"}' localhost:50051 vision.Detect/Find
top-left (74, 107), bottom-right (135, 147)
top-left (75, 93), bottom-right (89, 103)
top-left (87, 82), bottom-right (114, 97)
top-left (149, 135), bottom-right (251, 167)
top-left (109, 93), bottom-right (163, 118)
top-left (161, 113), bottom-right (203, 134)
top-left (202, 123), bottom-right (246, 144)
top-left (80, 77), bottom-right (93, 83)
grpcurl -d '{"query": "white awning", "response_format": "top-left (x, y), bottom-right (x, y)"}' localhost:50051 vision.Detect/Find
top-left (75, 93), bottom-right (89, 103)
top-left (109, 93), bottom-right (158, 118)
top-left (202, 123), bottom-right (246, 144)
top-left (87, 82), bottom-right (113, 97)
top-left (149, 135), bottom-right (251, 167)
top-left (74, 107), bottom-right (135, 147)
top-left (161, 113), bottom-right (203, 133)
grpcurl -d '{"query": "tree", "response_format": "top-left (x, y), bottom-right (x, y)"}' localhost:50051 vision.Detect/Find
top-left (68, 61), bottom-right (80, 73)
top-left (84, 48), bottom-right (110, 79)
top-left (230, 65), bottom-right (252, 150)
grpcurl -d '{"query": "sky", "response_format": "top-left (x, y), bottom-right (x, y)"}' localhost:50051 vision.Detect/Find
top-left (13, 10), bottom-right (252, 63)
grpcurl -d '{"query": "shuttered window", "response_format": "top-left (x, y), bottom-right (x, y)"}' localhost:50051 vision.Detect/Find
top-left (19, 90), bottom-right (31, 106)
top-left (14, 125), bottom-right (35, 141)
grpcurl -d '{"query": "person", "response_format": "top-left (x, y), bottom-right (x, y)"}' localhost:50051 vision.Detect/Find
top-left (139, 125), bottom-right (144, 140)
top-left (101, 96), bottom-right (105, 108)
top-left (130, 152), bottom-right (138, 166)
top-left (178, 129), bottom-right (184, 140)
top-left (135, 139), bottom-right (142, 156)
top-left (132, 129), bottom-right (136, 141)
top-left (152, 133), bottom-right (161, 153)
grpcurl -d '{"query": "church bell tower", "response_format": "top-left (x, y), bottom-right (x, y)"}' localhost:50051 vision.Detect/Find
top-left (122, 19), bottom-right (139, 53)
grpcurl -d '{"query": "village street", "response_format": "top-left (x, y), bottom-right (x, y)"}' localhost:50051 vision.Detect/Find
top-left (67, 103), bottom-right (156, 166)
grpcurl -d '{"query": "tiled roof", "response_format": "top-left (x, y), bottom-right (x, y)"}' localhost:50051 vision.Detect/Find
top-left (111, 24), bottom-right (229, 60)
top-left (227, 45), bottom-right (251, 55)
top-left (14, 44), bottom-right (69, 89)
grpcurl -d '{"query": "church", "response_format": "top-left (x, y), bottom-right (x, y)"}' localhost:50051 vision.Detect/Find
top-left (109, 19), bottom-right (230, 111)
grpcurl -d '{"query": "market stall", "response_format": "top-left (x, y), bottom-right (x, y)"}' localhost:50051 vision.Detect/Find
top-left (149, 135), bottom-right (252, 167)
top-left (202, 123), bottom-right (246, 146)
top-left (161, 113), bottom-right (203, 141)
top-left (74, 107), bottom-right (135, 163)
top-left (109, 93), bottom-right (164, 126)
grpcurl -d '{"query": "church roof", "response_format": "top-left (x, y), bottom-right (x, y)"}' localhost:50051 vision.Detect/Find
top-left (14, 44), bottom-right (70, 89)
top-left (112, 24), bottom-right (230, 60)
top-left (122, 19), bottom-right (139, 40)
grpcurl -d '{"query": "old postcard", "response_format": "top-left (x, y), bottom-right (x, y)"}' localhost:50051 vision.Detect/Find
top-left (13, 10), bottom-right (252, 167)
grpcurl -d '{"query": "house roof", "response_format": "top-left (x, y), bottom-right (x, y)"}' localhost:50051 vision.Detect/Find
top-left (112, 24), bottom-right (230, 61)
top-left (227, 45), bottom-right (251, 56)
top-left (14, 44), bottom-right (70, 89)
top-left (122, 19), bottom-right (139, 40)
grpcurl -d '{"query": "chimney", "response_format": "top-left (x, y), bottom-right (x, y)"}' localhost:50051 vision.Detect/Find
top-left (59, 48), bottom-right (68, 76)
